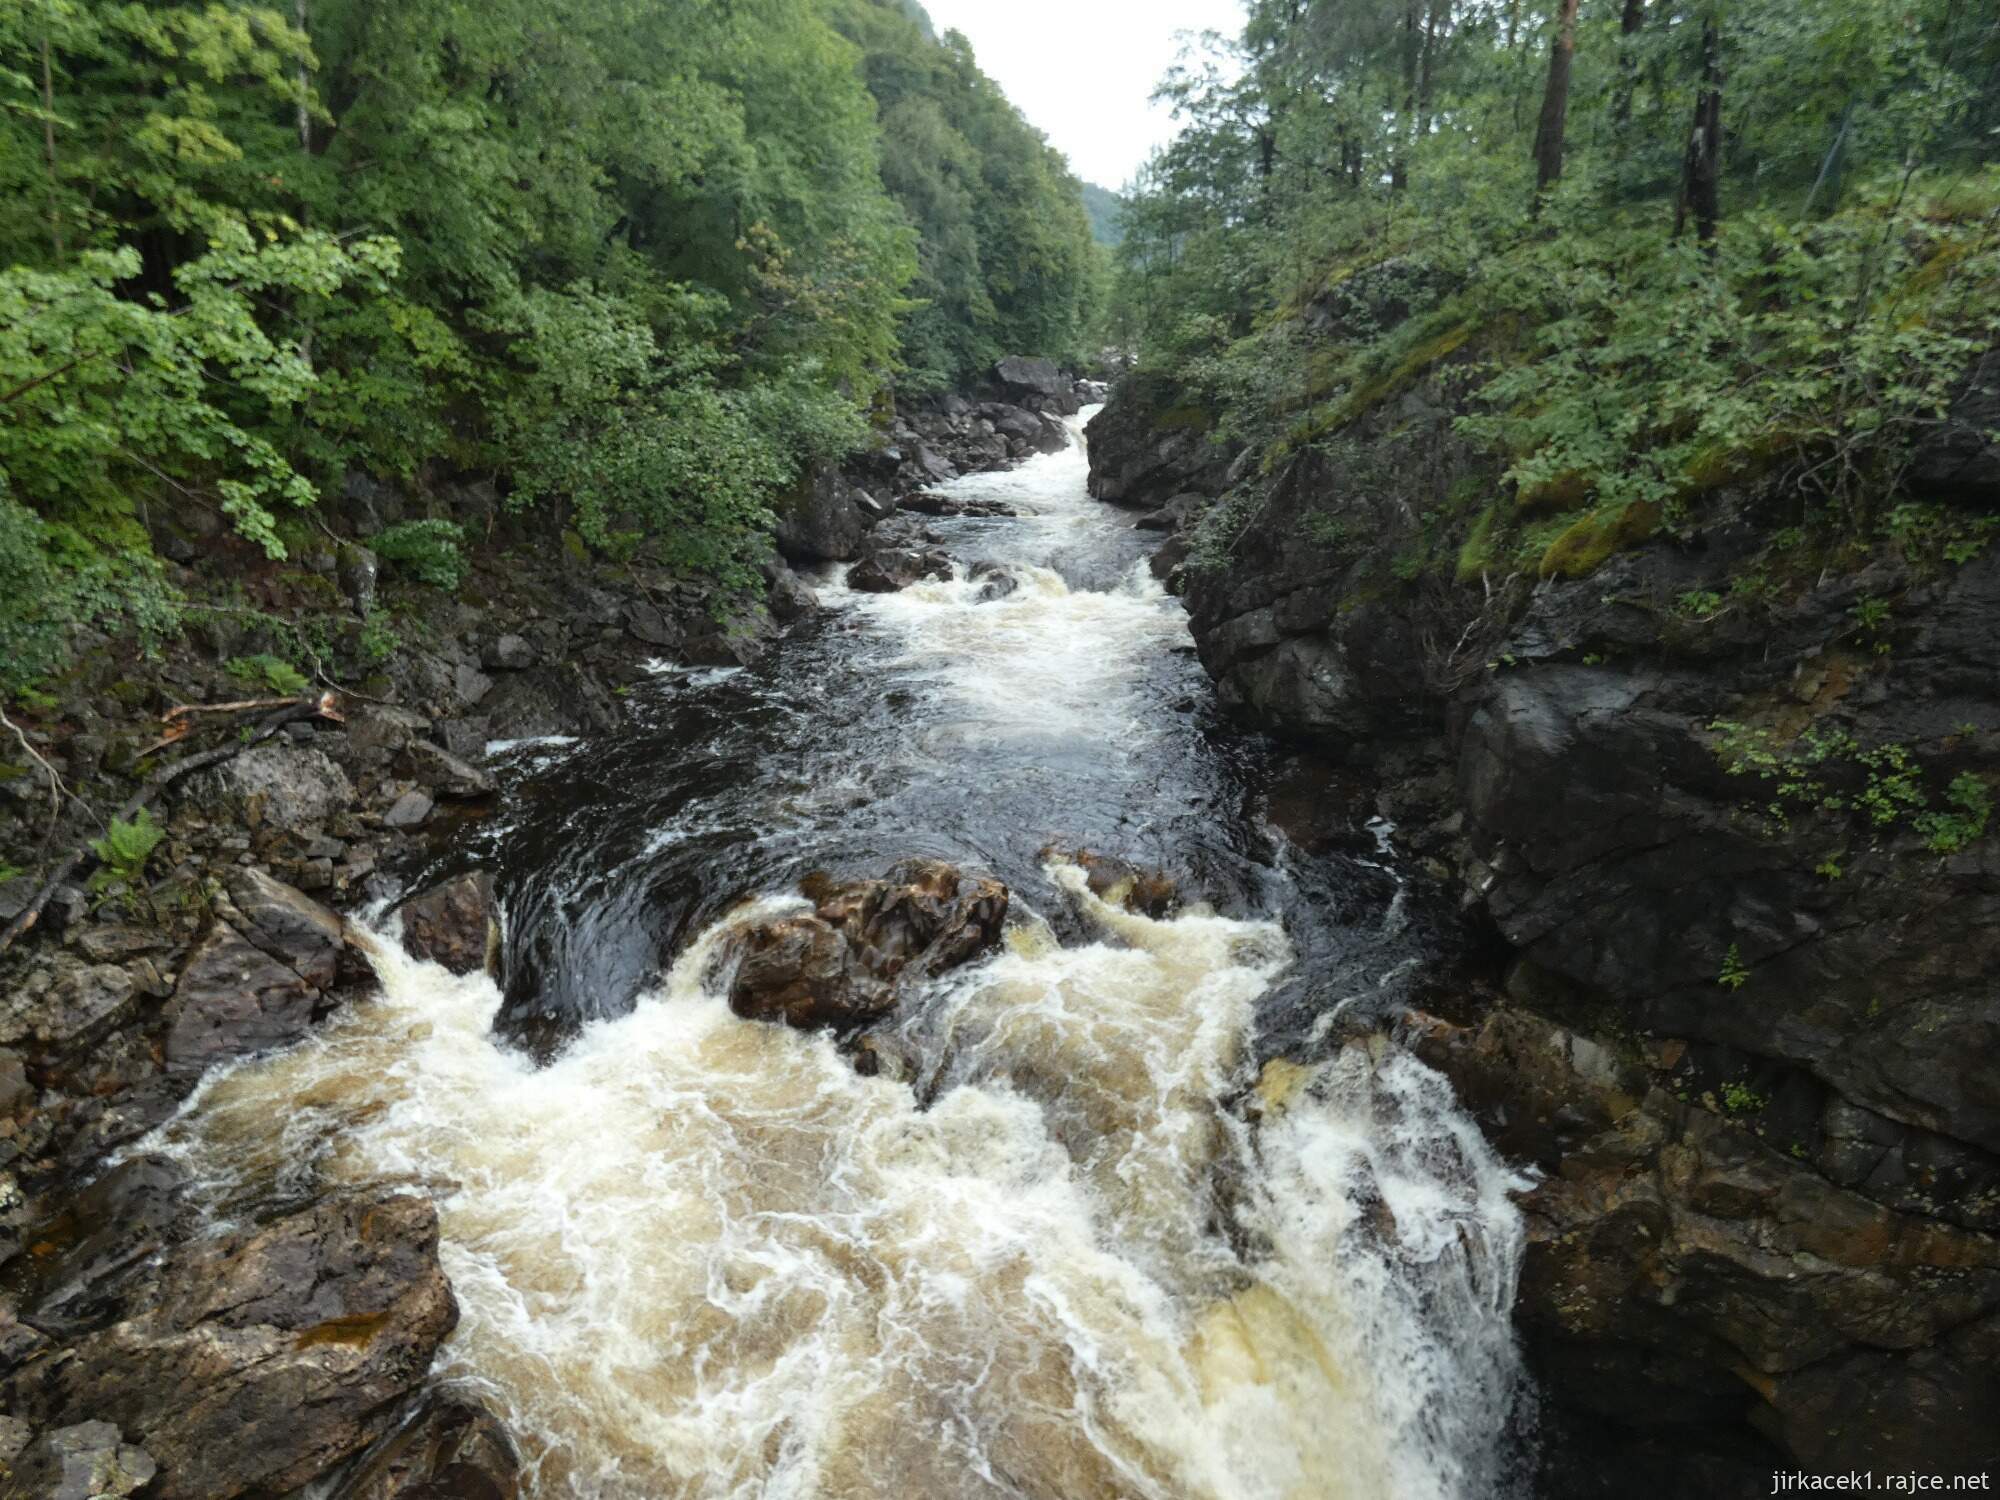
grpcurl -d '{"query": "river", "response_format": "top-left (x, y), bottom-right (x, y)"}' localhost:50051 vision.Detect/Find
top-left (145, 414), bottom-right (1532, 1499)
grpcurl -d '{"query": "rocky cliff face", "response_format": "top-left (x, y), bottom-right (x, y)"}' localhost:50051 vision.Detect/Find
top-left (1090, 344), bottom-right (2000, 1492)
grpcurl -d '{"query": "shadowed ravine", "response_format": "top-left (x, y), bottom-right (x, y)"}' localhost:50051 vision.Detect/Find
top-left (143, 420), bottom-right (1532, 1499)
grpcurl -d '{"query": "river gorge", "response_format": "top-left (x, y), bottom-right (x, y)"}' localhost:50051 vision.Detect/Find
top-left (133, 419), bottom-right (1531, 1498)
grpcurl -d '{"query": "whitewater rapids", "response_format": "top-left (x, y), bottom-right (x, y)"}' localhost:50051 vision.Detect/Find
top-left (141, 417), bottom-right (1529, 1499)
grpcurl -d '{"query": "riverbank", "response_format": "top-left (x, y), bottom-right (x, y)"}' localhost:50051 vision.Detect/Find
top-left (1085, 346), bottom-right (2000, 1495)
top-left (0, 368), bottom-right (1104, 1497)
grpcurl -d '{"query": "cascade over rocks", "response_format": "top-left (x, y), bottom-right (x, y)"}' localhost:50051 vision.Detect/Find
top-left (1041, 845), bottom-right (1178, 918)
top-left (727, 859), bottom-right (1008, 1030)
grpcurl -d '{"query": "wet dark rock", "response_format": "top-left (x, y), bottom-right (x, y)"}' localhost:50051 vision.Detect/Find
top-left (727, 915), bottom-right (892, 1030)
top-left (1135, 492), bottom-right (1207, 533)
top-left (397, 872), bottom-right (499, 978)
top-left (992, 355), bottom-right (1062, 397)
top-left (328, 1396), bottom-right (520, 1500)
top-left (164, 869), bottom-right (345, 1076)
top-left (3, 1189), bottom-right (458, 1500)
top-left (1409, 1002), bottom-right (2000, 1479)
top-left (16, 1155), bottom-right (192, 1338)
top-left (1908, 347), bottom-right (2000, 503)
top-left (180, 744), bottom-right (356, 835)
top-left (968, 561), bottom-right (1019, 602)
top-left (729, 861), bottom-right (1008, 1031)
top-left (848, 547), bottom-right (951, 594)
top-left (402, 742), bottom-right (493, 799)
top-left (766, 563), bottom-right (819, 623)
top-left (910, 445), bottom-right (957, 485)
top-left (1085, 372), bottom-right (1237, 510)
top-left (0, 1420), bottom-right (155, 1499)
top-left (776, 468), bottom-right (874, 564)
top-left (478, 667), bottom-right (618, 742)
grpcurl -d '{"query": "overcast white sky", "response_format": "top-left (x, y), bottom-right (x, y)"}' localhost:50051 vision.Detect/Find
top-left (917, 0), bottom-right (1246, 190)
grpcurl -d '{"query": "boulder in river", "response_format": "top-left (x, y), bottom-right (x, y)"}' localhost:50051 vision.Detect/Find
top-left (847, 547), bottom-right (951, 594)
top-left (775, 467), bottom-right (875, 564)
top-left (396, 871), bottom-right (500, 978)
top-left (729, 860), bottom-right (1009, 1030)
top-left (1041, 845), bottom-right (1178, 919)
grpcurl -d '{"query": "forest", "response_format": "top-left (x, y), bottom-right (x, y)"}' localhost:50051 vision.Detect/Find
top-left (1109, 0), bottom-right (2000, 586)
top-left (0, 0), bottom-right (1098, 695)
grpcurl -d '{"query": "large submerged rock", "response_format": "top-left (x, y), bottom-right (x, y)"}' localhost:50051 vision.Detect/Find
top-left (727, 860), bottom-right (1008, 1030)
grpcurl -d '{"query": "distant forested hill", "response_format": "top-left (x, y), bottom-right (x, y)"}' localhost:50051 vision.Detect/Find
top-left (1081, 183), bottom-right (1127, 247)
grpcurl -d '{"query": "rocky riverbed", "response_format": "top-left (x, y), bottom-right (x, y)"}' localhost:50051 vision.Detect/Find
top-left (0, 361), bottom-right (1105, 1498)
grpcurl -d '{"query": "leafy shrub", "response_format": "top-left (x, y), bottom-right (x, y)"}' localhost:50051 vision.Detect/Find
top-left (371, 520), bottom-right (468, 591)
top-left (0, 480), bottom-right (65, 696)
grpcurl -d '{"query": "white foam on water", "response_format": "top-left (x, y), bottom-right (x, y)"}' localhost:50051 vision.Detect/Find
top-left (141, 400), bottom-right (1527, 1498)
top-left (152, 869), bottom-right (1526, 1500)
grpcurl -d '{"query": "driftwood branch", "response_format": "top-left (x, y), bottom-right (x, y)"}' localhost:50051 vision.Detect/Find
top-left (0, 693), bottom-right (341, 956)
top-left (0, 704), bottom-right (90, 836)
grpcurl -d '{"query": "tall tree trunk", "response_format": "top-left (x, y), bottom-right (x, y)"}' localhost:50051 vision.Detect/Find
top-left (1417, 0), bottom-right (1450, 138)
top-left (40, 30), bottom-right (62, 260)
top-left (1393, 0), bottom-right (1421, 191)
top-left (1612, 0), bottom-right (1647, 125)
top-left (1674, 13), bottom-right (1723, 248)
top-left (294, 0), bottom-right (312, 152)
top-left (1531, 0), bottom-right (1582, 204)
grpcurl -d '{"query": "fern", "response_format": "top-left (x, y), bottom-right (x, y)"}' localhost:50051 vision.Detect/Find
top-left (226, 654), bottom-right (310, 696)
top-left (88, 809), bottom-right (165, 891)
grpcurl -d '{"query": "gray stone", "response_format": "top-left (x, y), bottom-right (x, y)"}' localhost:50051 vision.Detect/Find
top-left (482, 634), bottom-right (534, 671)
top-left (0, 1420), bottom-right (155, 1500)
top-left (382, 790), bottom-right (433, 829)
top-left (403, 741), bottom-right (494, 798)
top-left (181, 744), bottom-right (355, 835)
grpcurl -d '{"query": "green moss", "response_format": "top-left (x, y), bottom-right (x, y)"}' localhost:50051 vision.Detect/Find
top-left (1455, 501), bottom-right (1505, 583)
top-left (1539, 500), bottom-right (1663, 579)
top-left (1156, 405), bottom-right (1214, 433)
top-left (1334, 319), bottom-right (1476, 424)
top-left (1515, 469), bottom-right (1593, 516)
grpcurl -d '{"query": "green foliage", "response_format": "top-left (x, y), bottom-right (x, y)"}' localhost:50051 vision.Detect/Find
top-left (1913, 774), bottom-right (1994, 855)
top-left (371, 520), bottom-right (467, 592)
top-left (0, 0), bottom-right (1097, 654)
top-left (1710, 719), bottom-right (1994, 857)
top-left (1718, 945), bottom-right (1751, 991)
top-left (225, 654), bottom-right (309, 696)
top-left (88, 809), bottom-right (165, 892)
top-left (1110, 0), bottom-right (2000, 591)
top-left (1720, 1080), bottom-right (1768, 1113)
top-left (826, 0), bottom-right (1098, 388)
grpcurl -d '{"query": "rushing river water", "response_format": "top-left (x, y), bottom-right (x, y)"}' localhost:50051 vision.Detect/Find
top-left (149, 415), bottom-right (1532, 1498)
